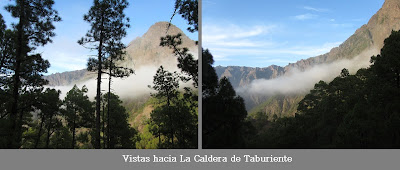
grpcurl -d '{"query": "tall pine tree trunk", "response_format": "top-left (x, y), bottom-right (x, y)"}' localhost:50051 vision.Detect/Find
top-left (107, 58), bottom-right (112, 148)
top-left (167, 93), bottom-right (173, 148)
top-left (9, 0), bottom-right (26, 149)
top-left (72, 108), bottom-right (76, 149)
top-left (94, 15), bottom-right (105, 149)
top-left (46, 115), bottom-right (53, 148)
top-left (102, 101), bottom-right (105, 148)
top-left (35, 114), bottom-right (45, 148)
top-left (158, 130), bottom-right (161, 148)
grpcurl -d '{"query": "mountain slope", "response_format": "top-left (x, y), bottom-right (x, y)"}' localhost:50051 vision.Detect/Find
top-left (217, 0), bottom-right (400, 118)
top-left (215, 65), bottom-right (285, 88)
top-left (44, 21), bottom-right (197, 86)
top-left (285, 0), bottom-right (400, 72)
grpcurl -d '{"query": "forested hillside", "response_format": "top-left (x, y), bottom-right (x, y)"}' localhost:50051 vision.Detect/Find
top-left (246, 30), bottom-right (400, 148)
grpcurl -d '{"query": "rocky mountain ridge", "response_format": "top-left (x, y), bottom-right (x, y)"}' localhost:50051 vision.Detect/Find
top-left (217, 0), bottom-right (400, 117)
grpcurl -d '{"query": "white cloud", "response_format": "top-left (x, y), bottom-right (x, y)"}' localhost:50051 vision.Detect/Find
top-left (203, 23), bottom-right (279, 59)
top-left (203, 23), bottom-right (343, 66)
top-left (303, 6), bottom-right (329, 12)
top-left (237, 48), bottom-right (380, 97)
top-left (294, 13), bottom-right (318, 20)
top-left (203, 24), bottom-right (275, 43)
top-left (35, 36), bottom-right (93, 74)
top-left (47, 64), bottom-right (193, 101)
top-left (206, 39), bottom-right (341, 63)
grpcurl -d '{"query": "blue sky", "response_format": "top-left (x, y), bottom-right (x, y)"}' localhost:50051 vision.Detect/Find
top-left (203, 0), bottom-right (385, 67)
top-left (0, 0), bottom-right (197, 75)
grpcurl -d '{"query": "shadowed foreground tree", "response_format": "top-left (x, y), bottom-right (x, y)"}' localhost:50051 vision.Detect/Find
top-left (169, 0), bottom-right (198, 33)
top-left (202, 49), bottom-right (248, 148)
top-left (2, 0), bottom-right (61, 148)
top-left (33, 88), bottom-right (62, 148)
top-left (149, 66), bottom-right (180, 148)
top-left (78, 0), bottom-right (130, 148)
top-left (63, 85), bottom-right (94, 149)
top-left (103, 92), bottom-right (136, 148)
top-left (148, 66), bottom-right (197, 148)
top-left (104, 42), bottom-right (133, 148)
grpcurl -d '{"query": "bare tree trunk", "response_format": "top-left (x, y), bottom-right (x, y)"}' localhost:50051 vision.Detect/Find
top-left (9, 0), bottom-right (26, 149)
top-left (94, 14), bottom-right (105, 149)
top-left (35, 114), bottom-right (45, 148)
top-left (46, 114), bottom-right (53, 148)
top-left (102, 101), bottom-right (105, 148)
top-left (71, 108), bottom-right (76, 149)
top-left (167, 92), bottom-right (174, 148)
top-left (107, 58), bottom-right (112, 148)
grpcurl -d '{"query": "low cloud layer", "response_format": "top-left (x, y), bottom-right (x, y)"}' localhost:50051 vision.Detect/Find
top-left (237, 48), bottom-right (379, 97)
top-left (47, 60), bottom-right (193, 101)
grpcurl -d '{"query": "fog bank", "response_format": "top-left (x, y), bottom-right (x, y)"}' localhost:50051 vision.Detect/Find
top-left (237, 48), bottom-right (379, 97)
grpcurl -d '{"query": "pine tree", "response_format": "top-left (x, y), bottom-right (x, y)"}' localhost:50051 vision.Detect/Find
top-left (78, 0), bottom-right (129, 148)
top-left (103, 92), bottom-right (135, 148)
top-left (149, 66), bottom-right (180, 148)
top-left (202, 50), bottom-right (248, 149)
top-left (104, 34), bottom-right (133, 148)
top-left (34, 88), bottom-right (62, 148)
top-left (170, 0), bottom-right (198, 33)
top-left (3, 0), bottom-right (61, 148)
top-left (63, 85), bottom-right (94, 148)
top-left (147, 0), bottom-right (198, 149)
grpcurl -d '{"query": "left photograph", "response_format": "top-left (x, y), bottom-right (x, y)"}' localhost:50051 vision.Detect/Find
top-left (0, 0), bottom-right (198, 149)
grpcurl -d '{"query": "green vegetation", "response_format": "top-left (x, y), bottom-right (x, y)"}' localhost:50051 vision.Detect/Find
top-left (247, 30), bottom-right (400, 148)
top-left (63, 85), bottom-right (94, 148)
top-left (249, 95), bottom-right (303, 120)
top-left (0, 0), bottom-right (199, 149)
top-left (103, 93), bottom-right (136, 148)
top-left (78, 0), bottom-right (130, 149)
top-left (0, 0), bottom-right (61, 148)
top-left (203, 49), bottom-right (249, 148)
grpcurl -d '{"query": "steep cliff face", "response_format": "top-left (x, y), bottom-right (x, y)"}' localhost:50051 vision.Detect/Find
top-left (44, 22), bottom-right (197, 86)
top-left (217, 0), bottom-right (400, 117)
top-left (123, 22), bottom-right (197, 69)
top-left (215, 65), bottom-right (285, 88)
top-left (44, 69), bottom-right (87, 86)
top-left (284, 0), bottom-right (400, 72)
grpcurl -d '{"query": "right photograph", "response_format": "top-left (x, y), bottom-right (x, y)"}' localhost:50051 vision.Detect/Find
top-left (202, 0), bottom-right (400, 148)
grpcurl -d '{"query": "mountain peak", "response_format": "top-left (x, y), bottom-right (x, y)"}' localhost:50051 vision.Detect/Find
top-left (124, 21), bottom-right (196, 69)
top-left (149, 21), bottom-right (181, 31)
top-left (140, 22), bottom-right (185, 42)
top-left (383, 0), bottom-right (400, 8)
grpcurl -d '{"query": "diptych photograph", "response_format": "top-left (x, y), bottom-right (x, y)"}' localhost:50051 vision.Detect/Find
top-left (1, 0), bottom-right (400, 154)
